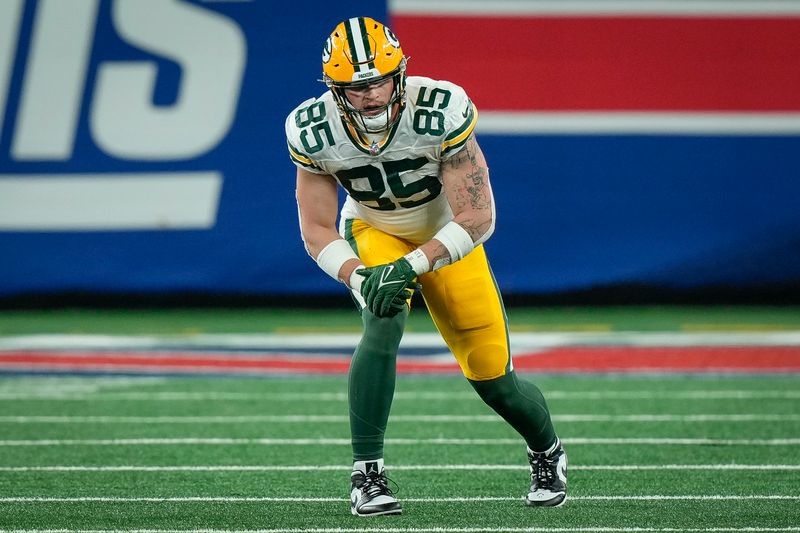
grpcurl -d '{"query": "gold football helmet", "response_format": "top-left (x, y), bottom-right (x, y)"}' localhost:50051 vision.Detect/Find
top-left (322, 17), bottom-right (407, 133)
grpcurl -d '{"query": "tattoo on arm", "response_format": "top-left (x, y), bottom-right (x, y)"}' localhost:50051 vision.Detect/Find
top-left (445, 135), bottom-right (479, 169)
top-left (443, 135), bottom-right (494, 241)
top-left (448, 137), bottom-right (490, 204)
top-left (428, 242), bottom-right (452, 268)
top-left (458, 217), bottom-right (493, 242)
top-left (465, 167), bottom-right (491, 209)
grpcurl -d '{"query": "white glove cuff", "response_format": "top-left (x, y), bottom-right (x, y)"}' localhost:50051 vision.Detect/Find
top-left (348, 268), bottom-right (364, 293)
top-left (316, 239), bottom-right (359, 284)
top-left (431, 221), bottom-right (475, 270)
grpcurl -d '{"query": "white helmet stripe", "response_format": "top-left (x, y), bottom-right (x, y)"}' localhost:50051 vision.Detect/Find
top-left (347, 17), bottom-right (369, 72)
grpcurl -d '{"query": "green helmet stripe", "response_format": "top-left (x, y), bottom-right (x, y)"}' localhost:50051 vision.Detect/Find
top-left (344, 19), bottom-right (362, 72)
top-left (357, 17), bottom-right (376, 70)
top-left (345, 17), bottom-right (376, 74)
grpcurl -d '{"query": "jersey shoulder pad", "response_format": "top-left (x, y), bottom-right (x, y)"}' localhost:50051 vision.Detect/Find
top-left (285, 94), bottom-right (335, 174)
top-left (406, 76), bottom-right (477, 157)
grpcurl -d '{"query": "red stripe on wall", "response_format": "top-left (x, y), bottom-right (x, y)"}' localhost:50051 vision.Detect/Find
top-left (513, 346), bottom-right (800, 372)
top-left (391, 16), bottom-right (800, 111)
top-left (2, 346), bottom-right (799, 374)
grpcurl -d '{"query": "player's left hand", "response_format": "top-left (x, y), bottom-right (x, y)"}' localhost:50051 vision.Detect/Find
top-left (357, 258), bottom-right (421, 317)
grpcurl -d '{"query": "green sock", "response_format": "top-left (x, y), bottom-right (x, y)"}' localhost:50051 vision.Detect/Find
top-left (348, 308), bottom-right (406, 461)
top-left (469, 371), bottom-right (557, 452)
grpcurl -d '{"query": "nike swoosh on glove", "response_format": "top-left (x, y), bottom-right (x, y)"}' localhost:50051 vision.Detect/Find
top-left (358, 258), bottom-right (421, 318)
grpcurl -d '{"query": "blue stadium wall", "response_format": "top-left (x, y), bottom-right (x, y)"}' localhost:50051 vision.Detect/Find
top-left (1, 0), bottom-right (799, 303)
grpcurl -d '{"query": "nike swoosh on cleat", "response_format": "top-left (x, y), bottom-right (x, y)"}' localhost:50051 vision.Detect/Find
top-left (557, 462), bottom-right (567, 483)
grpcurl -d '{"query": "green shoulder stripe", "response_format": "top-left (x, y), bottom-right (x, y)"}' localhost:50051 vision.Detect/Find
top-left (287, 141), bottom-right (323, 171)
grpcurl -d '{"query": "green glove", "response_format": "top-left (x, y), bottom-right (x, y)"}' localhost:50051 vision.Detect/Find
top-left (358, 258), bottom-right (421, 317)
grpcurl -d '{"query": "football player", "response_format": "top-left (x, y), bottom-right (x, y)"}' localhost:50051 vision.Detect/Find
top-left (285, 16), bottom-right (567, 516)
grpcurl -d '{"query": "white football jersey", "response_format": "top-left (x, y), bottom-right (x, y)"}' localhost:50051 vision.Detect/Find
top-left (285, 76), bottom-right (478, 244)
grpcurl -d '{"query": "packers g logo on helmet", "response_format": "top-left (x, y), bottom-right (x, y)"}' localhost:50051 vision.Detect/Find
top-left (322, 17), bottom-right (408, 134)
top-left (384, 26), bottom-right (400, 49)
top-left (322, 37), bottom-right (333, 65)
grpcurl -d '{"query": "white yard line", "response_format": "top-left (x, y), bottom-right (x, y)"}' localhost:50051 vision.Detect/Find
top-left (1, 495), bottom-right (799, 503)
top-left (0, 526), bottom-right (800, 533)
top-left (0, 437), bottom-right (798, 446)
top-left (0, 414), bottom-right (797, 423)
top-left (0, 464), bottom-right (797, 472)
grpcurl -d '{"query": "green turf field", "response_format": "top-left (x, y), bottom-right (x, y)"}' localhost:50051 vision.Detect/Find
top-left (1, 305), bottom-right (800, 334)
top-left (0, 373), bottom-right (798, 531)
top-left (1, 306), bottom-right (798, 531)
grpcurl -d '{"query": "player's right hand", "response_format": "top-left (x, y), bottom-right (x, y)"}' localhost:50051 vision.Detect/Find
top-left (357, 258), bottom-right (420, 317)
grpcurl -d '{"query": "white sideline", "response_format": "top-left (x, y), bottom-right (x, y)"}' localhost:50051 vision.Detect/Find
top-left (2, 331), bottom-right (800, 351)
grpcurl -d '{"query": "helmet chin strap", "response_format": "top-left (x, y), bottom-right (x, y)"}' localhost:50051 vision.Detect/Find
top-left (342, 98), bottom-right (393, 133)
top-left (361, 108), bottom-right (391, 133)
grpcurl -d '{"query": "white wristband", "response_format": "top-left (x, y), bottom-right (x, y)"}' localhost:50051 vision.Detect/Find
top-left (403, 248), bottom-right (430, 276)
top-left (431, 221), bottom-right (475, 270)
top-left (316, 239), bottom-right (359, 283)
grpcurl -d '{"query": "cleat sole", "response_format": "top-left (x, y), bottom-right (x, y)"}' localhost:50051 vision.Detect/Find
top-left (525, 494), bottom-right (566, 508)
top-left (351, 506), bottom-right (403, 517)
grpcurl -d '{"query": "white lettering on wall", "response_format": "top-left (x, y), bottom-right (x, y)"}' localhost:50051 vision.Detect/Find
top-left (0, 0), bottom-right (24, 135)
top-left (0, 172), bottom-right (223, 230)
top-left (91, 0), bottom-right (246, 160)
top-left (12, 0), bottom-right (99, 160)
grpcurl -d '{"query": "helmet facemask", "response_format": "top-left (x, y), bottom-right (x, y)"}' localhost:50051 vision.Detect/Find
top-left (326, 59), bottom-right (407, 134)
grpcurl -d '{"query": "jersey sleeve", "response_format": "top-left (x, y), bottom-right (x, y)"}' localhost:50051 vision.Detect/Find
top-left (285, 98), bottom-right (327, 174)
top-left (439, 82), bottom-right (478, 159)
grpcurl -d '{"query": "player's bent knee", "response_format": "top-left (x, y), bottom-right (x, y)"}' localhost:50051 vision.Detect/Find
top-left (468, 371), bottom-right (516, 408)
top-left (463, 344), bottom-right (509, 381)
top-left (362, 308), bottom-right (406, 334)
top-left (360, 308), bottom-right (406, 355)
top-left (469, 370), bottom-right (519, 412)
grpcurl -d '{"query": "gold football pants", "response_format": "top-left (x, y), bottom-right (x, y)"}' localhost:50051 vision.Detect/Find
top-left (344, 219), bottom-right (511, 381)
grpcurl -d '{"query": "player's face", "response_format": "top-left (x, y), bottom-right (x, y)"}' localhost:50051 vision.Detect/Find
top-left (344, 78), bottom-right (395, 115)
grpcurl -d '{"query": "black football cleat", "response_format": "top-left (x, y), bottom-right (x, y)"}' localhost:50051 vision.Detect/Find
top-left (350, 461), bottom-right (402, 516)
top-left (525, 440), bottom-right (567, 507)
